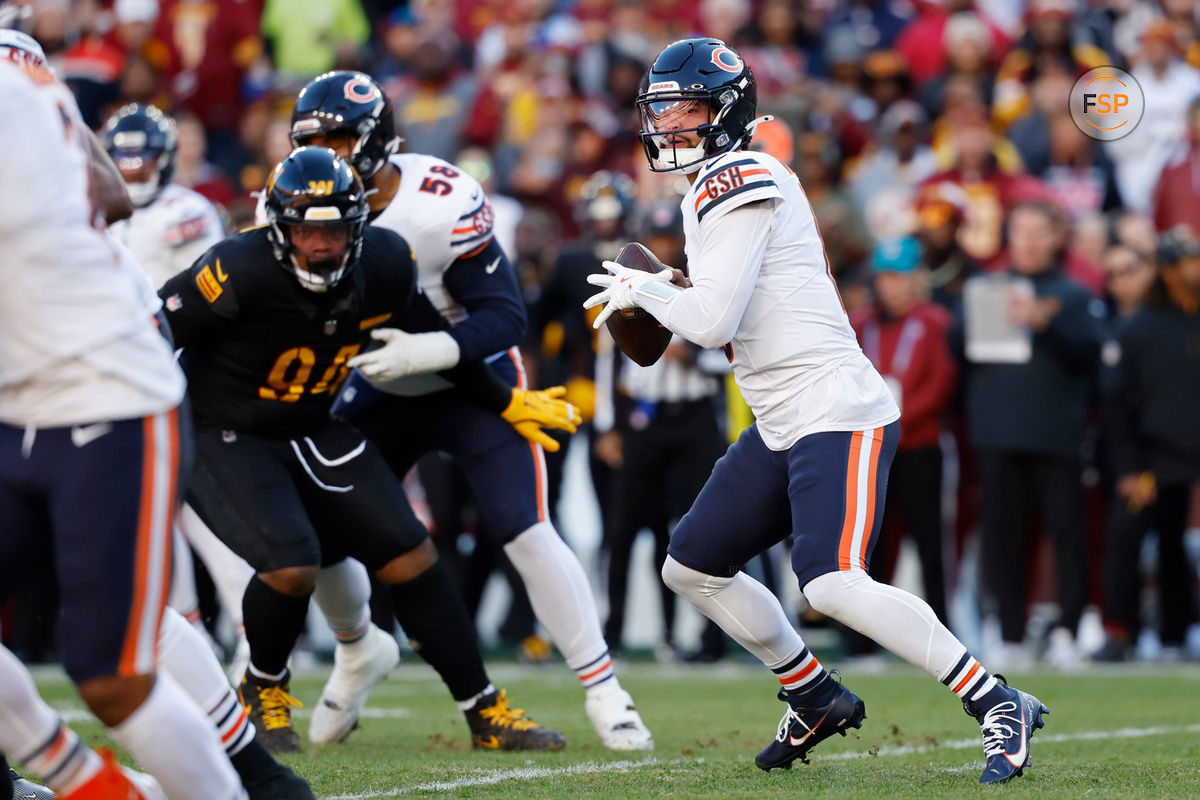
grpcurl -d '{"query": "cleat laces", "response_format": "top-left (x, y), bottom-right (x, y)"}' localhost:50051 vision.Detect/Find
top-left (978, 701), bottom-right (1021, 759)
top-left (253, 686), bottom-right (303, 731)
top-left (479, 690), bottom-right (539, 731)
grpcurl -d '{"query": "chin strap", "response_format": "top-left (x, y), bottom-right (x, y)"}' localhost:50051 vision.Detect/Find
top-left (744, 115), bottom-right (775, 140)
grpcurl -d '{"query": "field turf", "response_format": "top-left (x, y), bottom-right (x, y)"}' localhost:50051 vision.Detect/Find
top-left (32, 660), bottom-right (1200, 799)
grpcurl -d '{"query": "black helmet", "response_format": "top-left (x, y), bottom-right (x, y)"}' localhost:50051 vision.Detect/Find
top-left (289, 71), bottom-right (399, 180)
top-left (576, 170), bottom-right (637, 232)
top-left (103, 103), bottom-right (177, 207)
top-left (635, 38), bottom-right (760, 174)
top-left (262, 147), bottom-right (369, 292)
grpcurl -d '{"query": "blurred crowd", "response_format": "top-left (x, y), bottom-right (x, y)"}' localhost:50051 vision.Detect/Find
top-left (3, 0), bottom-right (1200, 669)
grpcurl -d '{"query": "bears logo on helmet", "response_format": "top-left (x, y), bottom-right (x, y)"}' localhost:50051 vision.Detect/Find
top-left (291, 71), bottom-right (399, 180)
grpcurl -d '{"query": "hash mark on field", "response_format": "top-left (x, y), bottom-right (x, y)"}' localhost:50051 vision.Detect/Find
top-left (319, 724), bottom-right (1200, 798)
top-left (323, 757), bottom-right (660, 799)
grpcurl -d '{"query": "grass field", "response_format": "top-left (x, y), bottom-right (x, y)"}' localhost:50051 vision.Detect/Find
top-left (32, 661), bottom-right (1200, 799)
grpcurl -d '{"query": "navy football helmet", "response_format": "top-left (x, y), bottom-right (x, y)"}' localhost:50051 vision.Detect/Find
top-left (289, 71), bottom-right (400, 180)
top-left (263, 147), bottom-right (369, 292)
top-left (103, 104), bottom-right (177, 207)
top-left (636, 38), bottom-right (762, 174)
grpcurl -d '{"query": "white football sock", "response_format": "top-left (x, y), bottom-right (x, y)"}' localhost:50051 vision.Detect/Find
top-left (0, 645), bottom-right (102, 794)
top-left (662, 555), bottom-right (807, 667)
top-left (179, 503), bottom-right (254, 628)
top-left (314, 558), bottom-right (373, 643)
top-left (503, 522), bottom-right (610, 676)
top-left (108, 673), bottom-right (244, 800)
top-left (803, 570), bottom-right (965, 678)
top-left (158, 608), bottom-right (253, 755)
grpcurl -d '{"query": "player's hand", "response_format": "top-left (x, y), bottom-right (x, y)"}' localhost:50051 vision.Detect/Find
top-left (501, 386), bottom-right (582, 452)
top-left (583, 261), bottom-right (676, 329)
top-left (347, 328), bottom-right (461, 380)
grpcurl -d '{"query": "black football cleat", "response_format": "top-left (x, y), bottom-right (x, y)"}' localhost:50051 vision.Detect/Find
top-left (464, 689), bottom-right (566, 751)
top-left (238, 671), bottom-right (303, 754)
top-left (964, 677), bottom-right (1049, 785)
top-left (241, 762), bottom-right (314, 800)
top-left (230, 738), bottom-right (315, 800)
top-left (755, 683), bottom-right (866, 771)
top-left (8, 769), bottom-right (55, 800)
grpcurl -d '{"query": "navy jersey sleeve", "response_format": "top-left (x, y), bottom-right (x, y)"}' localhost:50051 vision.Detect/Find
top-left (441, 237), bottom-right (528, 360)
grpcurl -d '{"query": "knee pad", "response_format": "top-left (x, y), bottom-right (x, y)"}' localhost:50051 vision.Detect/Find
top-left (802, 570), bottom-right (869, 619)
top-left (661, 555), bottom-right (731, 599)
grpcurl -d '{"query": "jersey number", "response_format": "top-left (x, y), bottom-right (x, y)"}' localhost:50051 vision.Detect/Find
top-left (258, 344), bottom-right (362, 402)
top-left (418, 165), bottom-right (459, 196)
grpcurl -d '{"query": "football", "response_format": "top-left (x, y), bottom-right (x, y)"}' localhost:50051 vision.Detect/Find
top-left (604, 242), bottom-right (673, 367)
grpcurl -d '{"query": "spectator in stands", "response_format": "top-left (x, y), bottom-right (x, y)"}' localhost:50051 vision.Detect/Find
top-left (951, 200), bottom-right (1102, 670)
top-left (922, 110), bottom-right (1040, 268)
top-left (1106, 21), bottom-right (1200, 214)
top-left (261, 0), bottom-right (369, 82)
top-left (992, 0), bottom-right (1109, 130)
top-left (795, 132), bottom-right (871, 303)
top-left (1152, 98), bottom-right (1200, 234)
top-left (915, 181), bottom-right (979, 308)
top-left (896, 0), bottom-right (1009, 87)
top-left (852, 237), bottom-right (958, 625)
top-left (849, 99), bottom-right (938, 219)
top-left (918, 12), bottom-right (995, 120)
top-left (1098, 229), bottom-right (1200, 661)
top-left (149, 0), bottom-right (263, 176)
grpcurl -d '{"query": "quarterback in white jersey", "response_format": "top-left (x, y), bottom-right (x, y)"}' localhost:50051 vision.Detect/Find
top-left (265, 70), bottom-right (652, 751)
top-left (585, 38), bottom-right (1048, 784)
top-left (0, 55), bottom-right (248, 800)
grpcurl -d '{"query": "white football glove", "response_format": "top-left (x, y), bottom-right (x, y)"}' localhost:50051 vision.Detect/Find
top-left (583, 261), bottom-right (676, 329)
top-left (347, 328), bottom-right (461, 381)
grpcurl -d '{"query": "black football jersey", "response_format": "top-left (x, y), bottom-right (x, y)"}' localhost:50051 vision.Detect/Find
top-left (160, 226), bottom-right (450, 438)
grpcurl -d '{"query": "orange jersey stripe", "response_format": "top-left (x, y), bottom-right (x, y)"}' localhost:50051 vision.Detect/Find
top-left (120, 416), bottom-right (157, 675)
top-left (451, 225), bottom-right (476, 235)
top-left (856, 429), bottom-right (885, 570)
top-left (837, 432), bottom-right (865, 571)
top-left (740, 168), bottom-right (770, 177)
top-left (153, 408), bottom-right (181, 664)
top-left (459, 237), bottom-right (492, 259)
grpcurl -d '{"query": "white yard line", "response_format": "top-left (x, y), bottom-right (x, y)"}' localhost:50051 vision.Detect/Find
top-left (321, 723), bottom-right (1200, 798)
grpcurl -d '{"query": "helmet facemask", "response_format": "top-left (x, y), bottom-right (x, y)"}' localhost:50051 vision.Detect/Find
top-left (268, 211), bottom-right (367, 293)
top-left (113, 149), bottom-right (170, 207)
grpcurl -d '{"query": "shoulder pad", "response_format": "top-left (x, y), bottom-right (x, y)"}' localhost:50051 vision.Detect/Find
top-left (691, 152), bottom-right (782, 224)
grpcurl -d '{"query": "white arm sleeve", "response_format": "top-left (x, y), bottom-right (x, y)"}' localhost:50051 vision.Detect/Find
top-left (634, 200), bottom-right (774, 350)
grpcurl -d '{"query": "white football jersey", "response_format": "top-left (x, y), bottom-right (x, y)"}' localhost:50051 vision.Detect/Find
top-left (0, 61), bottom-right (184, 427)
top-left (111, 183), bottom-right (225, 288)
top-left (368, 153), bottom-right (496, 323)
top-left (673, 150), bottom-right (899, 450)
